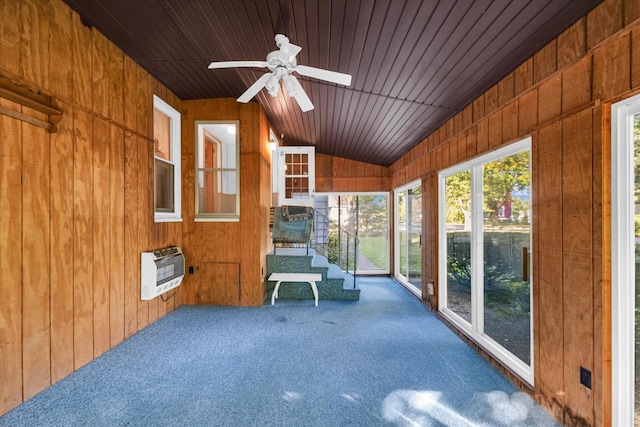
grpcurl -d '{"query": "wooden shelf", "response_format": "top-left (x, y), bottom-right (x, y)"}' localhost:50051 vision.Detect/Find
top-left (0, 75), bottom-right (62, 133)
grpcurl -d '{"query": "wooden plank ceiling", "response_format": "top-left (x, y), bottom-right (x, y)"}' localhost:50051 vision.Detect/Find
top-left (63, 0), bottom-right (602, 166)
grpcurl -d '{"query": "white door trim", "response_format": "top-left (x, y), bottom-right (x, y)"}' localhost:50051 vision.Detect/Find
top-left (611, 94), bottom-right (639, 426)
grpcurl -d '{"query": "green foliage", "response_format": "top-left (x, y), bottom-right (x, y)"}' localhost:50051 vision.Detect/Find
top-left (486, 280), bottom-right (531, 320)
top-left (483, 151), bottom-right (530, 223)
top-left (447, 255), bottom-right (471, 291)
top-left (327, 233), bottom-right (338, 264)
top-left (632, 115), bottom-right (640, 344)
top-left (444, 150), bottom-right (531, 226)
top-left (397, 187), bottom-right (421, 225)
top-left (326, 231), bottom-right (358, 271)
top-left (446, 231), bottom-right (531, 320)
top-left (636, 244), bottom-right (640, 345)
top-left (321, 194), bottom-right (388, 273)
top-left (399, 231), bottom-right (422, 275)
top-left (358, 235), bottom-right (387, 269)
top-left (447, 253), bottom-right (530, 319)
top-left (349, 195), bottom-right (387, 236)
top-left (445, 171), bottom-right (471, 224)
top-left (634, 115), bottom-right (640, 205)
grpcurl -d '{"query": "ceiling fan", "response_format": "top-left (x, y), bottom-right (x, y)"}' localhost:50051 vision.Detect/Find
top-left (208, 34), bottom-right (352, 112)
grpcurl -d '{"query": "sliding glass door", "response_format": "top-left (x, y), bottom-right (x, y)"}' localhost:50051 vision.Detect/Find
top-left (612, 94), bottom-right (640, 426)
top-left (395, 180), bottom-right (422, 295)
top-left (439, 138), bottom-right (532, 383)
top-left (317, 193), bottom-right (390, 274)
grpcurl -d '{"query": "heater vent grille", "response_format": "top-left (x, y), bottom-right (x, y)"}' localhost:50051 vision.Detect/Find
top-left (141, 246), bottom-right (185, 300)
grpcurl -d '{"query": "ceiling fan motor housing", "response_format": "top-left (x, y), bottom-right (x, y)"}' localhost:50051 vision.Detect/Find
top-left (274, 33), bottom-right (288, 48)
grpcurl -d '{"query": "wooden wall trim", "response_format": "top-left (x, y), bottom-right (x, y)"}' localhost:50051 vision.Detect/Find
top-left (0, 69), bottom-right (160, 142)
top-left (0, 104), bottom-right (55, 131)
top-left (0, 74), bottom-right (62, 131)
top-left (0, 74), bottom-right (62, 115)
top-left (596, 102), bottom-right (612, 427)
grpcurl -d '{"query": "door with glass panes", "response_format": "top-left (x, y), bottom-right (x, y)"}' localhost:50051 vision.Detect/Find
top-left (277, 146), bottom-right (315, 207)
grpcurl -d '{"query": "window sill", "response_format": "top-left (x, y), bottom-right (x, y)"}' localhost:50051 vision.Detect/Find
top-left (194, 217), bottom-right (240, 223)
top-left (154, 215), bottom-right (183, 223)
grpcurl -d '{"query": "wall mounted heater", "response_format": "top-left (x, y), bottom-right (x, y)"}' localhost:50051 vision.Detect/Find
top-left (141, 246), bottom-right (185, 300)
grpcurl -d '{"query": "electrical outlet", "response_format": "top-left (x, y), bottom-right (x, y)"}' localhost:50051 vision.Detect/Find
top-left (427, 282), bottom-right (434, 296)
top-left (189, 266), bottom-right (194, 274)
top-left (580, 366), bottom-right (591, 389)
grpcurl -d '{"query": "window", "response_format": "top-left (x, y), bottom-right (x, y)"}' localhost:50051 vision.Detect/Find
top-left (277, 146), bottom-right (315, 207)
top-left (195, 121), bottom-right (240, 221)
top-left (395, 181), bottom-right (422, 295)
top-left (439, 138), bottom-right (533, 384)
top-left (611, 94), bottom-right (640, 426)
top-left (153, 95), bottom-right (181, 222)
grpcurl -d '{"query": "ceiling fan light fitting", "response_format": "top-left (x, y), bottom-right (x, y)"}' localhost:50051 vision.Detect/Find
top-left (265, 74), bottom-right (280, 97)
top-left (282, 75), bottom-right (296, 97)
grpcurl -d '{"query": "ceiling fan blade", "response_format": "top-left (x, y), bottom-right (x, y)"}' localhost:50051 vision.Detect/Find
top-left (208, 61), bottom-right (268, 70)
top-left (237, 73), bottom-right (273, 103)
top-left (295, 65), bottom-right (352, 86)
top-left (289, 75), bottom-right (314, 112)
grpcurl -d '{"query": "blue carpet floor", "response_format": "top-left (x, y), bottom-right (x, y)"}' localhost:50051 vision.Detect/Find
top-left (0, 277), bottom-right (560, 426)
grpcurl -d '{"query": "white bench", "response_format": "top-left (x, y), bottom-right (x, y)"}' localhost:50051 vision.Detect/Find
top-left (268, 273), bottom-right (322, 306)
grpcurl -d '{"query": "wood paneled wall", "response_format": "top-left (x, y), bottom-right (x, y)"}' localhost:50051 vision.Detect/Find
top-left (315, 153), bottom-right (390, 192)
top-left (389, 1), bottom-right (640, 425)
top-left (180, 98), bottom-right (272, 307)
top-left (0, 0), bottom-right (182, 416)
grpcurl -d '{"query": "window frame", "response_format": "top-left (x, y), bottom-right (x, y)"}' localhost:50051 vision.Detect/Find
top-left (194, 120), bottom-right (240, 222)
top-left (153, 95), bottom-right (182, 223)
top-left (611, 94), bottom-right (639, 426)
top-left (277, 146), bottom-right (315, 207)
top-left (316, 192), bottom-right (391, 275)
top-left (394, 179), bottom-right (422, 297)
top-left (438, 137), bottom-right (533, 385)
